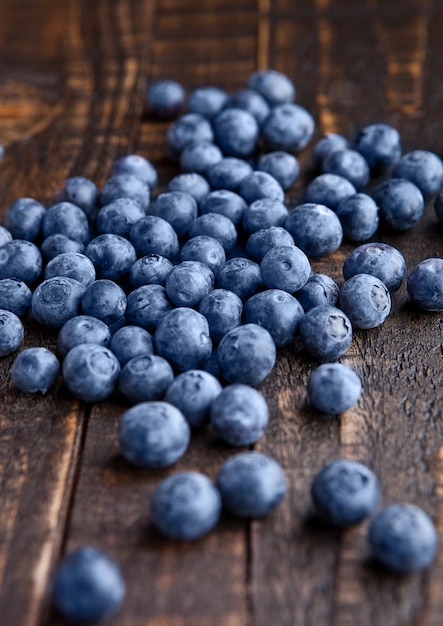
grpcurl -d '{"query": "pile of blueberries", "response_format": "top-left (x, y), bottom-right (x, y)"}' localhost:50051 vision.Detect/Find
top-left (0, 68), bottom-right (442, 621)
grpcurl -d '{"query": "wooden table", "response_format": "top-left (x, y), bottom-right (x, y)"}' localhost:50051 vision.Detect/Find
top-left (1, 0), bottom-right (443, 624)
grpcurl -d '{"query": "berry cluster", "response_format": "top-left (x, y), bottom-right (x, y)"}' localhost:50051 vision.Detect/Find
top-left (0, 69), bottom-right (441, 620)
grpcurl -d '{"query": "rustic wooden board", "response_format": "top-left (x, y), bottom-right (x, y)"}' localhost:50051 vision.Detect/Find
top-left (0, 0), bottom-right (442, 625)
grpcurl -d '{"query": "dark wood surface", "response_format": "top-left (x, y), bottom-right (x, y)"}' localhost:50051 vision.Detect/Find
top-left (0, 0), bottom-right (443, 624)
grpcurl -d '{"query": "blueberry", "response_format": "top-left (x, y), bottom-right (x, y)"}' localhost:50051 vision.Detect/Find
top-left (11, 347), bottom-right (59, 394)
top-left (307, 363), bottom-right (362, 414)
top-left (247, 69), bottom-right (295, 105)
top-left (151, 471), bottom-right (221, 540)
top-left (213, 108), bottom-right (259, 157)
top-left (200, 190), bottom-right (247, 226)
top-left (32, 277), bottom-right (85, 329)
top-left (373, 179), bottom-right (424, 231)
top-left (354, 122), bottom-right (401, 172)
top-left (343, 242), bottom-right (406, 292)
top-left (256, 151), bottom-right (300, 190)
top-left (198, 288), bottom-right (243, 343)
top-left (57, 315), bottom-right (112, 358)
top-left (118, 355), bottom-right (174, 403)
top-left (0, 226), bottom-right (12, 247)
top-left (129, 254), bottom-right (173, 288)
top-left (53, 177), bottom-right (98, 219)
top-left (53, 547), bottom-right (125, 621)
top-left (165, 370), bottom-right (222, 428)
top-left (130, 215), bottom-right (179, 260)
top-left (40, 234), bottom-right (85, 261)
top-left (166, 113), bottom-right (214, 160)
top-left (96, 198), bottom-right (145, 238)
top-left (101, 174), bottom-right (150, 212)
top-left (392, 149), bottom-right (443, 200)
top-left (180, 236), bottom-right (226, 276)
top-left (260, 245), bottom-right (310, 293)
top-left (313, 133), bottom-right (350, 168)
top-left (243, 289), bottom-right (304, 347)
top-left (0, 240), bottom-right (42, 285)
top-left (154, 307), bottom-right (212, 371)
top-left (407, 258), bottom-right (443, 311)
top-left (210, 383), bottom-right (269, 445)
top-left (335, 193), bottom-right (379, 242)
top-left (0, 279), bottom-right (32, 318)
top-left (179, 140), bottom-right (223, 175)
top-left (245, 226), bottom-right (295, 262)
top-left (261, 103), bottom-right (315, 152)
top-left (3, 197), bottom-right (45, 241)
top-left (285, 203), bottom-right (343, 258)
top-left (126, 284), bottom-right (172, 331)
top-left (42, 202), bottom-right (90, 245)
top-left (188, 213), bottom-right (237, 252)
top-left (322, 149), bottom-right (370, 191)
top-left (168, 172), bottom-right (210, 206)
top-left (206, 157), bottom-right (253, 191)
top-left (62, 343), bottom-right (121, 402)
top-left (85, 234), bottom-right (137, 280)
top-left (81, 279), bottom-right (127, 326)
top-left (369, 503), bottom-right (438, 573)
top-left (217, 323), bottom-right (276, 385)
top-left (224, 88), bottom-right (270, 125)
top-left (165, 261), bottom-right (214, 307)
top-left (187, 85), bottom-right (228, 119)
top-left (216, 451), bottom-right (287, 517)
top-left (299, 305), bottom-right (353, 361)
top-left (110, 325), bottom-right (153, 365)
top-left (297, 274), bottom-right (339, 312)
top-left (238, 171), bottom-right (285, 204)
top-left (0, 310), bottom-right (24, 356)
top-left (216, 257), bottom-right (263, 301)
top-left (311, 459), bottom-right (381, 526)
top-left (149, 191), bottom-right (198, 238)
top-left (147, 79), bottom-right (185, 118)
top-left (242, 198), bottom-right (289, 234)
top-left (304, 174), bottom-right (356, 210)
top-left (110, 154), bottom-right (158, 189)
top-left (339, 273), bottom-right (391, 329)
top-left (44, 252), bottom-right (96, 287)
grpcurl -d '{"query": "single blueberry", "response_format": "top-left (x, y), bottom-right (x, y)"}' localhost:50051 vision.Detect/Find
top-left (85, 234), bottom-right (137, 280)
top-left (126, 284), bottom-right (172, 331)
top-left (210, 383), bottom-right (269, 446)
top-left (343, 242), bottom-right (406, 292)
top-left (81, 279), bottom-right (127, 326)
top-left (165, 261), bottom-right (214, 307)
top-left (322, 149), bottom-right (370, 191)
top-left (100, 174), bottom-right (150, 212)
top-left (187, 85), bottom-right (228, 119)
top-left (146, 79), bottom-right (185, 118)
top-left (44, 252), bottom-right (96, 287)
top-left (335, 193), bottom-right (379, 242)
top-left (179, 140), bottom-right (223, 175)
top-left (198, 288), bottom-right (243, 343)
top-left (0, 279), bottom-right (32, 318)
top-left (53, 177), bottom-right (98, 219)
top-left (130, 215), bottom-right (180, 260)
top-left (40, 234), bottom-right (85, 261)
top-left (206, 157), bottom-right (253, 191)
top-left (154, 307), bottom-right (212, 371)
top-left (285, 203), bottom-right (343, 258)
top-left (200, 190), bottom-right (247, 226)
top-left (57, 315), bottom-right (112, 358)
top-left (32, 277), bottom-right (85, 330)
top-left (242, 198), bottom-right (289, 234)
top-left (110, 325), bottom-right (153, 366)
top-left (180, 236), bottom-right (226, 276)
top-left (247, 69), bottom-right (295, 105)
top-left (110, 154), bottom-right (158, 189)
top-left (188, 213), bottom-right (237, 252)
top-left (217, 323), bottom-right (276, 385)
top-left (245, 226), bottom-right (295, 262)
top-left (313, 133), bottom-right (350, 168)
top-left (311, 459), bottom-right (381, 526)
top-left (238, 171), bottom-right (285, 204)
top-left (42, 202), bottom-right (90, 245)
top-left (304, 174), bottom-right (356, 210)
top-left (392, 150), bottom-right (443, 200)
top-left (307, 363), bottom-right (362, 414)
top-left (297, 274), bottom-right (339, 312)
top-left (0, 310), bottom-right (24, 356)
top-left (165, 370), bottom-right (222, 428)
top-left (354, 123), bottom-right (401, 172)
top-left (216, 451), bottom-right (287, 517)
top-left (96, 198), bottom-right (145, 238)
top-left (373, 178), bottom-right (424, 231)
top-left (3, 197), bottom-right (45, 241)
top-left (261, 103), bottom-right (315, 152)
top-left (0, 240), bottom-right (42, 285)
top-left (260, 245), bottom-right (311, 293)
top-left (369, 503), bottom-right (438, 573)
top-left (339, 273), bottom-right (391, 329)
top-left (62, 343), bottom-right (121, 402)
top-left (213, 108), bottom-right (259, 158)
top-left (119, 355), bottom-right (174, 403)
top-left (168, 172), bottom-right (210, 206)
top-left (129, 254), bottom-right (173, 288)
top-left (216, 257), bottom-right (263, 301)
top-left (149, 191), bottom-right (197, 238)
top-left (243, 289), bottom-right (304, 347)
top-left (224, 88), bottom-right (270, 125)
top-left (407, 258), bottom-right (443, 311)
top-left (256, 151), bottom-right (300, 190)
top-left (298, 305), bottom-right (353, 361)
top-left (151, 471), bottom-right (221, 540)
top-left (11, 347), bottom-right (59, 394)
top-left (166, 113), bottom-right (214, 160)
top-left (53, 547), bottom-right (125, 621)
top-left (0, 226), bottom-right (12, 247)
